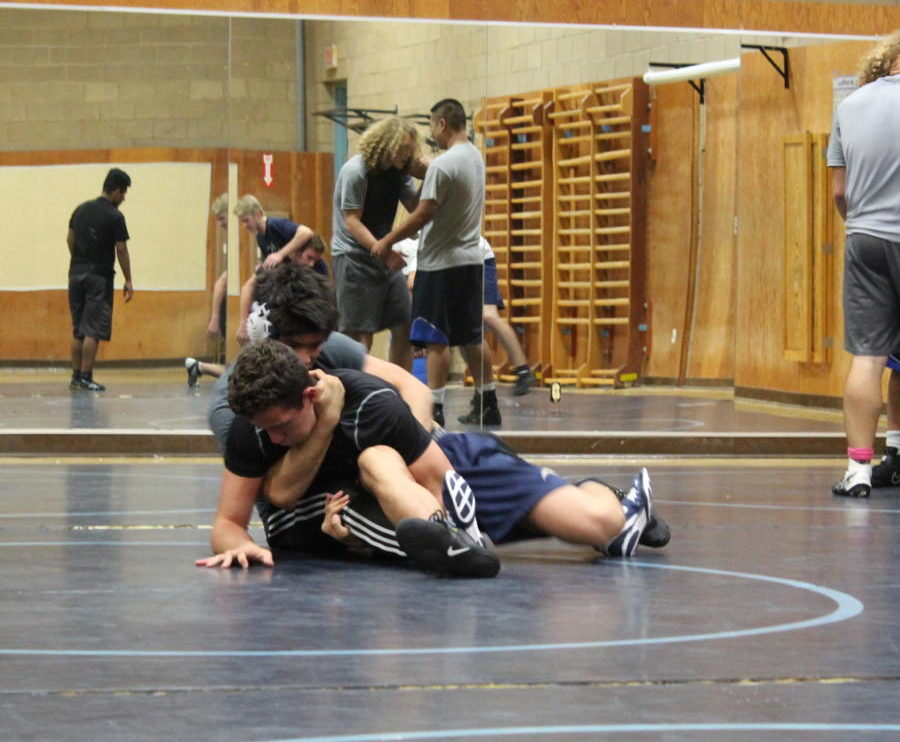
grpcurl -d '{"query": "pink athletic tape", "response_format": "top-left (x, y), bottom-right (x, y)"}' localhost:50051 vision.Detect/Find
top-left (848, 447), bottom-right (874, 462)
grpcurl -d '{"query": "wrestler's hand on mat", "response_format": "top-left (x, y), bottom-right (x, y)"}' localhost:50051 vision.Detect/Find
top-left (309, 370), bottom-right (345, 427)
top-left (195, 544), bottom-right (274, 569)
top-left (322, 491), bottom-right (351, 541)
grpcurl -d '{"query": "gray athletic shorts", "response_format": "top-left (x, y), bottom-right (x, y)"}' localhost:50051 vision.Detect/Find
top-left (843, 233), bottom-right (900, 355)
top-left (333, 253), bottom-right (411, 334)
top-left (68, 272), bottom-right (114, 341)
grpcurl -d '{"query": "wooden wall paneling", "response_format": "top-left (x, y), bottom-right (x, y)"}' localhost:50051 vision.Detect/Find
top-left (685, 73), bottom-right (737, 382)
top-left (782, 131), bottom-right (815, 363)
top-left (735, 41), bottom-right (868, 398)
top-left (16, 0), bottom-right (900, 38)
top-left (811, 133), bottom-right (833, 366)
top-left (644, 84), bottom-right (696, 381)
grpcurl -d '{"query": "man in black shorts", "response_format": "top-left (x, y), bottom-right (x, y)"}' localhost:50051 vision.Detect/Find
top-left (196, 339), bottom-right (500, 578)
top-left (372, 99), bottom-right (501, 427)
top-left (67, 167), bottom-right (133, 392)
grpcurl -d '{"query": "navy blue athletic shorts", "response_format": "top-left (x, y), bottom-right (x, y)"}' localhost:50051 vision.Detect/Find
top-left (483, 258), bottom-right (504, 310)
top-left (437, 432), bottom-right (570, 543)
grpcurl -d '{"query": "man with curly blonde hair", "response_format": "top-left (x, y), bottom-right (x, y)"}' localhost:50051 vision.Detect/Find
top-left (331, 117), bottom-right (428, 370)
top-left (828, 31), bottom-right (900, 498)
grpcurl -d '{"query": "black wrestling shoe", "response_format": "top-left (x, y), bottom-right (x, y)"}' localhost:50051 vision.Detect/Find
top-left (432, 403), bottom-right (445, 427)
top-left (396, 516), bottom-right (500, 578)
top-left (513, 367), bottom-right (535, 396)
top-left (185, 357), bottom-right (201, 387)
top-left (77, 377), bottom-right (106, 391)
top-left (576, 476), bottom-right (671, 548)
top-left (457, 391), bottom-right (501, 426)
top-left (872, 447), bottom-right (900, 488)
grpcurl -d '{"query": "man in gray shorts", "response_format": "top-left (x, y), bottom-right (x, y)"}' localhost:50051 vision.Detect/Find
top-left (331, 117), bottom-right (428, 371)
top-left (827, 30), bottom-right (900, 498)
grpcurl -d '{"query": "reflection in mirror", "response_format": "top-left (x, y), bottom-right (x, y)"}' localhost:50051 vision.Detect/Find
top-left (0, 7), bottom-right (229, 393)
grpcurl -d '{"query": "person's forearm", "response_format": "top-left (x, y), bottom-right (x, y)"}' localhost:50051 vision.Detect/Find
top-left (115, 245), bottom-right (132, 282)
top-left (345, 214), bottom-right (377, 252)
top-left (210, 273), bottom-right (227, 320)
top-left (277, 226), bottom-right (313, 259)
top-left (265, 420), bottom-right (337, 508)
top-left (382, 210), bottom-right (431, 250)
top-left (239, 276), bottom-right (256, 322)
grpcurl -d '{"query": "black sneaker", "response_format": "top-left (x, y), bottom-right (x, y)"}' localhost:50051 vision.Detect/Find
top-left (185, 357), bottom-right (201, 387)
top-left (395, 516), bottom-right (500, 578)
top-left (513, 368), bottom-right (535, 396)
top-left (441, 470), bottom-right (486, 546)
top-left (603, 468), bottom-right (652, 557)
top-left (832, 469), bottom-right (871, 498)
top-left (457, 394), bottom-right (502, 426)
top-left (433, 403), bottom-right (445, 427)
top-left (77, 378), bottom-right (106, 392)
top-left (69, 375), bottom-right (82, 390)
top-left (576, 476), bottom-right (671, 548)
top-left (872, 447), bottom-right (900, 488)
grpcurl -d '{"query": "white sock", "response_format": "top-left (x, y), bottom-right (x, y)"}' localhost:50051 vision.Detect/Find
top-left (432, 387), bottom-right (446, 405)
top-left (475, 382), bottom-right (495, 394)
top-left (847, 458), bottom-right (872, 482)
top-left (886, 430), bottom-right (900, 451)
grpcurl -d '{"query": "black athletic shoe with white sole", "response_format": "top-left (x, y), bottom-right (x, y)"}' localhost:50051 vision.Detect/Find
top-left (576, 475), bottom-right (671, 548)
top-left (872, 447), bottom-right (900, 488)
top-left (396, 515), bottom-right (500, 578)
top-left (441, 470), bottom-right (487, 547)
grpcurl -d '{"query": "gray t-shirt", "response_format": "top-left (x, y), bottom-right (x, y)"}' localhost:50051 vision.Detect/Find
top-left (826, 75), bottom-right (900, 240)
top-left (331, 154), bottom-right (418, 258)
top-left (207, 332), bottom-right (368, 451)
top-left (417, 141), bottom-right (485, 272)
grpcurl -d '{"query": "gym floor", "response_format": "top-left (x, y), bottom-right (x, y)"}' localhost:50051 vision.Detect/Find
top-left (1, 370), bottom-right (898, 741)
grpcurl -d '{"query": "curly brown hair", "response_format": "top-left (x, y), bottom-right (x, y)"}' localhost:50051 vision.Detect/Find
top-left (358, 117), bottom-right (420, 172)
top-left (859, 30), bottom-right (900, 85)
top-left (228, 339), bottom-right (313, 418)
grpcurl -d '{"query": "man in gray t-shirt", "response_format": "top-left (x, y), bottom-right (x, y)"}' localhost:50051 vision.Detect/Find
top-left (826, 31), bottom-right (900, 499)
top-left (373, 99), bottom-right (501, 428)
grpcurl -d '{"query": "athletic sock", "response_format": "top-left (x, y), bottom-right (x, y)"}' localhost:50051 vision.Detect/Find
top-left (887, 431), bottom-right (900, 451)
top-left (514, 364), bottom-right (530, 377)
top-left (474, 382), bottom-right (496, 394)
top-left (432, 387), bottom-right (446, 405)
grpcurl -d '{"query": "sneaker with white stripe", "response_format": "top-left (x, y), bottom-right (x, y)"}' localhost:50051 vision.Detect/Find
top-left (441, 470), bottom-right (487, 547)
top-left (604, 468), bottom-right (652, 557)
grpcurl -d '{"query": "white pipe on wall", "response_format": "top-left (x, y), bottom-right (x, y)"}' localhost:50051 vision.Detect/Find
top-left (643, 57), bottom-right (741, 85)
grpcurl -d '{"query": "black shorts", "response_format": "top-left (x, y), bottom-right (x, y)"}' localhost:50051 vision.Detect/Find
top-left (843, 233), bottom-right (900, 355)
top-left (410, 264), bottom-right (483, 347)
top-left (68, 272), bottom-right (114, 341)
top-left (262, 481), bottom-right (403, 558)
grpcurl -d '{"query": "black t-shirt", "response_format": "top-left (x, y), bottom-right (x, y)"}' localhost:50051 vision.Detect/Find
top-left (224, 368), bottom-right (431, 496)
top-left (68, 197), bottom-right (129, 277)
top-left (362, 167), bottom-right (410, 240)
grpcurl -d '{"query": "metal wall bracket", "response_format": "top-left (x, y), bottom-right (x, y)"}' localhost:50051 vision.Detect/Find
top-left (647, 62), bottom-right (706, 104)
top-left (311, 106), bottom-right (398, 134)
top-left (741, 44), bottom-right (790, 89)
